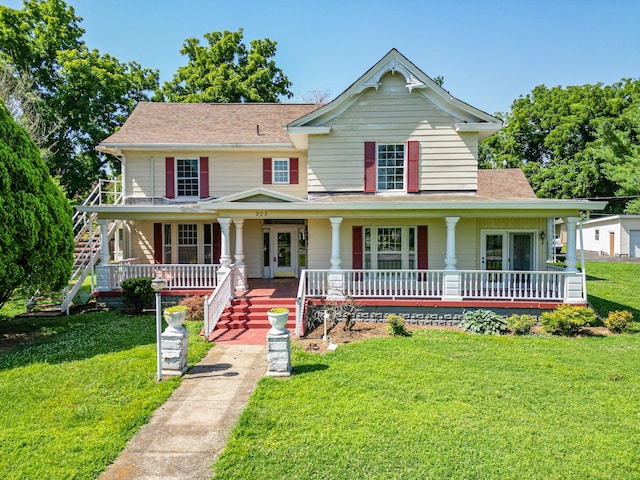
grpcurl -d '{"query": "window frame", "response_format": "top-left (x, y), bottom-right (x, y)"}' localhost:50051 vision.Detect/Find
top-left (272, 158), bottom-right (290, 185)
top-left (362, 225), bottom-right (417, 270)
top-left (176, 158), bottom-right (200, 198)
top-left (376, 143), bottom-right (406, 193)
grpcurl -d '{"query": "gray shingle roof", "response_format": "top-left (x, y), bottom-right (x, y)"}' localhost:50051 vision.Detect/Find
top-left (101, 102), bottom-right (318, 146)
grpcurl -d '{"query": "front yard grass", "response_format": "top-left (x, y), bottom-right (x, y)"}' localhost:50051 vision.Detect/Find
top-left (0, 311), bottom-right (212, 479)
top-left (214, 330), bottom-right (640, 479)
top-left (585, 261), bottom-right (640, 320)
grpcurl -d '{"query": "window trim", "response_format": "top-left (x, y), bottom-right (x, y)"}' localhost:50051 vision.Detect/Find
top-left (175, 158), bottom-right (200, 198)
top-left (272, 158), bottom-right (290, 185)
top-left (362, 225), bottom-right (417, 270)
top-left (376, 143), bottom-right (406, 193)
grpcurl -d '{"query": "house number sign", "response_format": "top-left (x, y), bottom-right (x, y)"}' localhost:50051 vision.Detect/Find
top-left (256, 211), bottom-right (268, 217)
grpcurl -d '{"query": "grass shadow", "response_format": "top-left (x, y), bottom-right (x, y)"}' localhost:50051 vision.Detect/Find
top-left (588, 295), bottom-right (640, 319)
top-left (293, 363), bottom-right (329, 375)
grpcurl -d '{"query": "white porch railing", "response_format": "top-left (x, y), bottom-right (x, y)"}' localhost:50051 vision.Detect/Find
top-left (460, 270), bottom-right (566, 301)
top-left (203, 268), bottom-right (234, 339)
top-left (295, 268), bottom-right (584, 337)
top-left (108, 263), bottom-right (220, 290)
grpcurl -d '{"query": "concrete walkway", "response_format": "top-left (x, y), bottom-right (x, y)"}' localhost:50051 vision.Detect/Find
top-left (100, 344), bottom-right (266, 480)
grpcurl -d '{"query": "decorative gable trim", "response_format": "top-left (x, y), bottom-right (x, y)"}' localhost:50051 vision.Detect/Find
top-left (204, 187), bottom-right (308, 204)
top-left (288, 49), bottom-right (503, 130)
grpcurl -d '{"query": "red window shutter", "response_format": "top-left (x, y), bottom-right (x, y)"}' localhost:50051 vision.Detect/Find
top-left (165, 157), bottom-right (175, 199)
top-left (289, 157), bottom-right (299, 184)
top-left (153, 223), bottom-right (163, 264)
top-left (199, 156), bottom-right (209, 198)
top-left (263, 158), bottom-right (272, 184)
top-left (364, 142), bottom-right (376, 193)
top-left (407, 141), bottom-right (419, 193)
top-left (352, 226), bottom-right (363, 269)
top-left (212, 223), bottom-right (221, 264)
top-left (417, 225), bottom-right (428, 270)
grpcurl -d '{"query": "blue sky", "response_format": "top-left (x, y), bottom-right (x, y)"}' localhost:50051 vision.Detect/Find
top-left (5, 0), bottom-right (640, 114)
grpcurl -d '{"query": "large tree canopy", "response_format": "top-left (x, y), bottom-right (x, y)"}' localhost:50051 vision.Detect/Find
top-left (159, 28), bottom-right (293, 103)
top-left (0, 0), bottom-right (159, 200)
top-left (0, 100), bottom-right (74, 308)
top-left (480, 79), bottom-right (640, 212)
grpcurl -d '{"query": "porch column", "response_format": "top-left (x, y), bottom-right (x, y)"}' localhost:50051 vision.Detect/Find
top-left (328, 217), bottom-right (345, 299)
top-left (442, 217), bottom-right (462, 301)
top-left (444, 217), bottom-right (460, 271)
top-left (98, 219), bottom-right (110, 264)
top-left (329, 217), bottom-right (343, 270)
top-left (218, 218), bottom-right (232, 272)
top-left (95, 219), bottom-right (111, 291)
top-left (233, 218), bottom-right (247, 291)
top-left (565, 216), bottom-right (579, 272)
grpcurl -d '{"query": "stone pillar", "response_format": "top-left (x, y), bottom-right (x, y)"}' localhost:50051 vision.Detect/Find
top-left (565, 216), bottom-right (579, 272)
top-left (444, 216), bottom-right (460, 271)
top-left (266, 330), bottom-right (292, 377)
top-left (233, 218), bottom-right (247, 290)
top-left (161, 325), bottom-right (188, 377)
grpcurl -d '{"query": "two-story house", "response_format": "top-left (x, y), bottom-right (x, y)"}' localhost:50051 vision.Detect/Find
top-left (79, 49), bottom-right (605, 336)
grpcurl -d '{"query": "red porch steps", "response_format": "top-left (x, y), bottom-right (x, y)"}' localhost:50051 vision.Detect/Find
top-left (210, 296), bottom-right (296, 345)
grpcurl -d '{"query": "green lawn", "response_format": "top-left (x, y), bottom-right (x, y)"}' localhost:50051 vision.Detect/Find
top-left (214, 331), bottom-right (640, 479)
top-left (585, 261), bottom-right (640, 319)
top-left (213, 261), bottom-right (640, 479)
top-left (0, 311), bottom-right (212, 479)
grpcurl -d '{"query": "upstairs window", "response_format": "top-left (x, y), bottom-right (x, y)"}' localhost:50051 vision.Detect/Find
top-left (263, 157), bottom-right (299, 185)
top-left (273, 158), bottom-right (290, 184)
top-left (364, 141), bottom-right (419, 193)
top-left (177, 159), bottom-right (199, 197)
top-left (377, 144), bottom-right (405, 191)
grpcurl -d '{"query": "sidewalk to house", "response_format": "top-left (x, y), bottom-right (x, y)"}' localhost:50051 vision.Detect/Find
top-left (100, 343), bottom-right (266, 480)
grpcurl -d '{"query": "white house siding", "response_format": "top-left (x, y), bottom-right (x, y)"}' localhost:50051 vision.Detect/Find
top-left (130, 220), bottom-right (155, 264)
top-left (579, 216), bottom-right (640, 256)
top-left (243, 220), bottom-right (263, 278)
top-left (306, 73), bottom-right (478, 194)
top-left (122, 150), bottom-right (308, 201)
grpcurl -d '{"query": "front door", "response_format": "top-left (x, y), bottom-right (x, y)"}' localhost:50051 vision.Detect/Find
top-left (510, 233), bottom-right (533, 270)
top-left (273, 228), bottom-right (297, 277)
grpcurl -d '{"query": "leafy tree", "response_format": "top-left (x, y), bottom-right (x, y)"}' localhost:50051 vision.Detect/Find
top-left (594, 101), bottom-right (640, 213)
top-left (159, 28), bottom-right (292, 103)
top-left (480, 80), bottom-right (640, 212)
top-left (0, 100), bottom-right (74, 309)
top-left (0, 0), bottom-right (159, 200)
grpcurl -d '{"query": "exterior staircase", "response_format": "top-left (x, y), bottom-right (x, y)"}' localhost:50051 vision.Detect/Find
top-left (211, 296), bottom-right (296, 344)
top-left (23, 180), bottom-right (122, 315)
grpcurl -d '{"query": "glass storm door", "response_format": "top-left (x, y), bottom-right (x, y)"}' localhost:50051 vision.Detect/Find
top-left (273, 229), bottom-right (296, 277)
top-left (510, 233), bottom-right (533, 271)
top-left (482, 233), bottom-right (507, 284)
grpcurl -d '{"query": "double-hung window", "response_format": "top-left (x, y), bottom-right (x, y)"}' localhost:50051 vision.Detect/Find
top-left (362, 226), bottom-right (417, 269)
top-left (177, 159), bottom-right (199, 197)
top-left (377, 144), bottom-right (405, 192)
top-left (177, 224), bottom-right (198, 264)
top-left (272, 158), bottom-right (290, 184)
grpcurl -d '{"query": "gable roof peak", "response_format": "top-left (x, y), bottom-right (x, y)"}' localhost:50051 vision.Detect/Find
top-left (288, 49), bottom-right (502, 129)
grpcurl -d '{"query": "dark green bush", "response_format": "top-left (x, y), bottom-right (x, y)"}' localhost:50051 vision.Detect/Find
top-left (540, 305), bottom-right (596, 336)
top-left (121, 277), bottom-right (154, 313)
top-left (604, 310), bottom-right (633, 333)
top-left (459, 309), bottom-right (508, 335)
top-left (386, 314), bottom-right (411, 337)
top-left (507, 314), bottom-right (537, 335)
